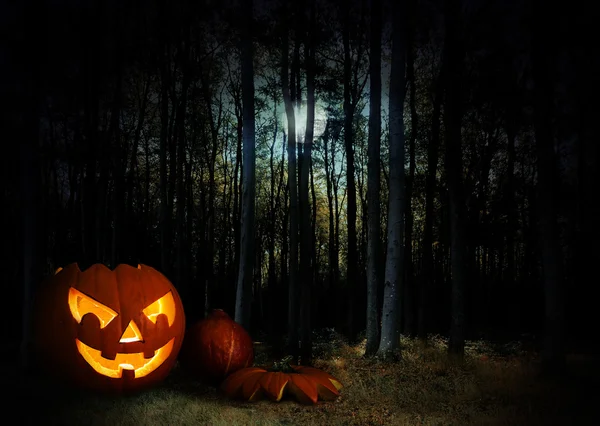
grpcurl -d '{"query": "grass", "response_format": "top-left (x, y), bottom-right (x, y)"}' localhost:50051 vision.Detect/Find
top-left (7, 331), bottom-right (599, 425)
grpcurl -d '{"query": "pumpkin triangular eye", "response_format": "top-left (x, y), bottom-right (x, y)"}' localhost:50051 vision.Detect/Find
top-left (68, 288), bottom-right (118, 328)
top-left (142, 291), bottom-right (176, 327)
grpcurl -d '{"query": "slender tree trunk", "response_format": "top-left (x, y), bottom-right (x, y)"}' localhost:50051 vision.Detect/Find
top-left (109, 26), bottom-right (124, 267)
top-left (166, 70), bottom-right (178, 274)
top-left (505, 119), bottom-right (517, 329)
top-left (159, 33), bottom-right (171, 274)
top-left (443, 0), bottom-right (468, 358)
top-left (331, 141), bottom-right (344, 330)
top-left (310, 158), bottom-right (319, 289)
top-left (282, 9), bottom-right (300, 361)
top-left (19, 33), bottom-right (42, 368)
top-left (267, 93), bottom-right (278, 340)
top-left (206, 143), bottom-right (217, 303)
top-left (219, 133), bottom-right (230, 289)
top-left (323, 125), bottom-right (334, 289)
top-left (333, 148), bottom-right (343, 327)
top-left (199, 64), bottom-right (222, 309)
top-left (126, 78), bottom-right (150, 259)
top-left (253, 230), bottom-right (264, 328)
top-left (403, 0), bottom-right (418, 336)
top-left (365, 0), bottom-right (382, 357)
top-left (299, 0), bottom-right (316, 365)
top-left (472, 128), bottom-right (496, 331)
top-left (185, 160), bottom-right (193, 285)
top-left (280, 132), bottom-right (289, 324)
top-left (175, 28), bottom-right (191, 290)
top-left (277, 131), bottom-right (287, 337)
top-left (532, 1), bottom-right (565, 374)
top-left (574, 15), bottom-right (599, 355)
top-left (235, 0), bottom-right (256, 330)
top-left (143, 128), bottom-right (152, 259)
top-left (233, 99), bottom-right (243, 281)
top-left (378, 0), bottom-right (407, 359)
top-left (81, 17), bottom-right (101, 265)
top-left (342, 4), bottom-right (359, 340)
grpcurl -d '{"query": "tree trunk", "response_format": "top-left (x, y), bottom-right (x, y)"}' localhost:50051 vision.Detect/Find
top-left (81, 21), bottom-right (100, 265)
top-left (443, 0), bottom-right (468, 358)
top-left (365, 0), bottom-right (382, 357)
top-left (342, 3), bottom-right (359, 341)
top-left (299, 0), bottom-right (316, 365)
top-left (281, 8), bottom-right (300, 361)
top-left (219, 133), bottom-right (230, 293)
top-left (166, 72), bottom-right (178, 274)
top-left (505, 117), bottom-right (517, 330)
top-left (280, 132), bottom-right (289, 313)
top-left (19, 45), bottom-right (42, 369)
top-left (199, 57), bottom-right (222, 312)
top-left (233, 99), bottom-right (243, 283)
top-left (532, 0), bottom-right (565, 374)
top-left (159, 34), bottom-right (171, 275)
top-left (109, 30), bottom-right (124, 267)
top-left (277, 130), bottom-right (287, 337)
top-left (126, 77), bottom-right (150, 261)
top-left (418, 51), bottom-right (443, 344)
top-left (310, 155), bottom-right (319, 288)
top-left (403, 0), bottom-right (418, 337)
top-left (235, 0), bottom-right (256, 330)
top-left (323, 125), bottom-right (336, 327)
top-left (333, 146), bottom-right (343, 329)
top-left (378, 0), bottom-right (407, 359)
top-left (267, 92), bottom-right (278, 340)
top-left (176, 28), bottom-right (191, 289)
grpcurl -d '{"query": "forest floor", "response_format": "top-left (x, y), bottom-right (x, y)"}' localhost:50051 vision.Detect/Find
top-left (6, 331), bottom-right (599, 425)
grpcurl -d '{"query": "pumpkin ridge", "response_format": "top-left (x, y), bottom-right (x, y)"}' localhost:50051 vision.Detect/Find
top-left (274, 373), bottom-right (289, 401)
top-left (221, 367), bottom-right (266, 397)
top-left (293, 367), bottom-right (343, 392)
top-left (288, 374), bottom-right (318, 404)
top-left (240, 371), bottom-right (264, 400)
top-left (225, 327), bottom-right (235, 375)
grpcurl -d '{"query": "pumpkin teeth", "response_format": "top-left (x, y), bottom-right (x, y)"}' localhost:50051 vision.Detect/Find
top-left (101, 349), bottom-right (118, 361)
top-left (143, 349), bottom-right (157, 359)
top-left (120, 368), bottom-right (136, 380)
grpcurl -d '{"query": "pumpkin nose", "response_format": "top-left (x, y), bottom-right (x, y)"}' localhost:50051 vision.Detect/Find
top-left (119, 320), bottom-right (143, 343)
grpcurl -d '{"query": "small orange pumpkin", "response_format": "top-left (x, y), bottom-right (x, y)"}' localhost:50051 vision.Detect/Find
top-left (220, 363), bottom-right (343, 405)
top-left (180, 309), bottom-right (254, 384)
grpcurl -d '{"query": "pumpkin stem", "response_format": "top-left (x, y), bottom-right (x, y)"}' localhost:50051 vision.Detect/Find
top-left (269, 355), bottom-right (296, 373)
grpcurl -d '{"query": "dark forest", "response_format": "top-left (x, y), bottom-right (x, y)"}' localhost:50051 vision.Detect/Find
top-left (2, 0), bottom-right (599, 423)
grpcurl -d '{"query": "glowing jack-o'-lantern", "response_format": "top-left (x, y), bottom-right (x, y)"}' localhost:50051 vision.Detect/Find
top-left (33, 263), bottom-right (185, 392)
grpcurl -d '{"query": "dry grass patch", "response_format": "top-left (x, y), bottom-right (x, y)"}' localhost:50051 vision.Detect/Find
top-left (8, 332), bottom-right (598, 425)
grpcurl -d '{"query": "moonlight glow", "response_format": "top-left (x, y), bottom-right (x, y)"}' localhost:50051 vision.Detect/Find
top-left (281, 101), bottom-right (327, 142)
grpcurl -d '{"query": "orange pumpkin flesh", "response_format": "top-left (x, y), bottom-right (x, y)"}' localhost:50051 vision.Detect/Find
top-left (220, 364), bottom-right (343, 404)
top-left (180, 309), bottom-right (254, 384)
top-left (33, 263), bottom-right (185, 393)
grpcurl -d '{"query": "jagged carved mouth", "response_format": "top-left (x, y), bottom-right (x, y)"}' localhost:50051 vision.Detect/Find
top-left (75, 338), bottom-right (175, 379)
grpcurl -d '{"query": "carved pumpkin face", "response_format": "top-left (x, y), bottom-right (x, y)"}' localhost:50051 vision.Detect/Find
top-left (33, 263), bottom-right (185, 392)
